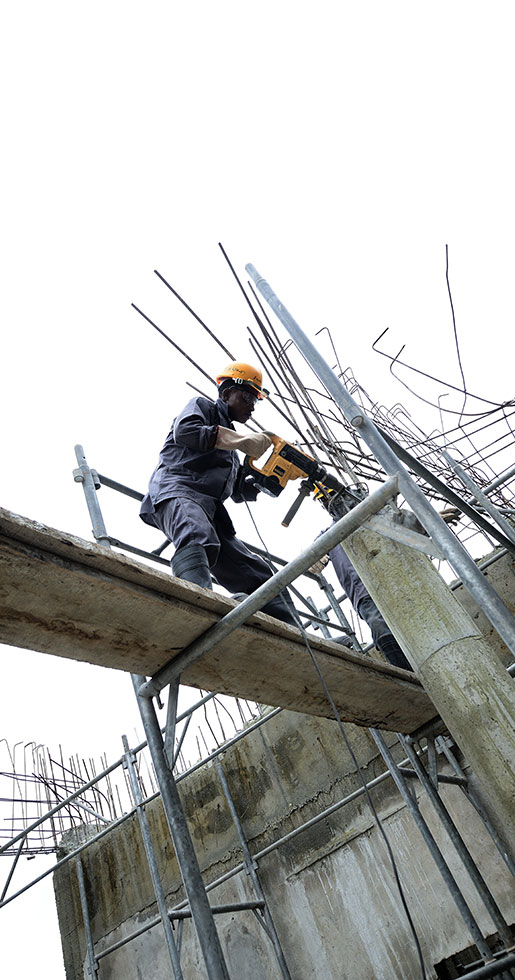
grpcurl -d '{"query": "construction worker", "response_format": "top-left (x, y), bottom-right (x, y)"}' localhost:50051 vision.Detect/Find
top-left (140, 362), bottom-right (297, 626)
top-left (314, 489), bottom-right (413, 671)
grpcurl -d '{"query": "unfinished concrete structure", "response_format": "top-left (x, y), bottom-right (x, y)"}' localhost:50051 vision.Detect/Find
top-left (2, 262), bottom-right (515, 978)
top-left (2, 506), bottom-right (514, 976)
top-left (53, 707), bottom-right (515, 979)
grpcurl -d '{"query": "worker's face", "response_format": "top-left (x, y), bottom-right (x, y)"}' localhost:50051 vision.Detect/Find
top-left (222, 386), bottom-right (258, 423)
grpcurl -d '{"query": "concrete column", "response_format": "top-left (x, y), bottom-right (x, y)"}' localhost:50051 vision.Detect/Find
top-left (342, 524), bottom-right (515, 852)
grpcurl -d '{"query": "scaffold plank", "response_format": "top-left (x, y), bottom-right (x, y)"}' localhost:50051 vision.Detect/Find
top-left (0, 508), bottom-right (436, 732)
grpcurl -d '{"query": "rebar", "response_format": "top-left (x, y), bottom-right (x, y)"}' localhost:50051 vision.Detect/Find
top-left (245, 263), bottom-right (515, 659)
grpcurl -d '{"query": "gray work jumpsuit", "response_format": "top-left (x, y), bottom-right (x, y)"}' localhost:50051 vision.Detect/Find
top-left (140, 395), bottom-right (296, 618)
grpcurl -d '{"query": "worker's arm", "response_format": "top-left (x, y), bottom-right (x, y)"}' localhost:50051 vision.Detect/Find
top-left (215, 428), bottom-right (272, 456)
top-left (172, 398), bottom-right (221, 453)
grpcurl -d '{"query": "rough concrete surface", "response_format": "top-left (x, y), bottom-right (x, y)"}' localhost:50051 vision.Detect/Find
top-left (53, 711), bottom-right (514, 980)
top-left (341, 528), bottom-right (515, 851)
top-left (4, 508), bottom-right (513, 977)
top-left (451, 549), bottom-right (515, 667)
top-left (0, 507), bottom-right (435, 732)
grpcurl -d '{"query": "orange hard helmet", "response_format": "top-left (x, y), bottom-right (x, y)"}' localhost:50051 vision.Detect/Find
top-left (216, 361), bottom-right (269, 399)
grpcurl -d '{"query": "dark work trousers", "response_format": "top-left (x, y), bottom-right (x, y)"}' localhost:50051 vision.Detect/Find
top-left (153, 497), bottom-right (296, 621)
top-left (327, 539), bottom-right (412, 670)
top-left (356, 596), bottom-right (393, 646)
top-left (327, 542), bottom-right (369, 609)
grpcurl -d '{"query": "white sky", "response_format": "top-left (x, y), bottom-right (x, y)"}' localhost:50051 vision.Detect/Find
top-left (1, 2), bottom-right (514, 977)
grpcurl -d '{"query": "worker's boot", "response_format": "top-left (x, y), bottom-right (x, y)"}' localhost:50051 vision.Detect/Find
top-left (232, 591), bottom-right (297, 628)
top-left (375, 633), bottom-right (413, 672)
top-left (357, 595), bottom-right (412, 671)
top-left (171, 544), bottom-right (212, 590)
top-left (261, 591), bottom-right (298, 628)
top-left (333, 634), bottom-right (354, 648)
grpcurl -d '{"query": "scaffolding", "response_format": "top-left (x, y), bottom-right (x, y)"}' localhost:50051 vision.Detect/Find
top-left (1, 262), bottom-right (515, 979)
top-left (1, 486), bottom-right (514, 976)
top-left (2, 687), bottom-right (514, 977)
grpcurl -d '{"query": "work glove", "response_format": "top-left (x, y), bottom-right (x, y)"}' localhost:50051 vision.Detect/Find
top-left (308, 554), bottom-right (330, 575)
top-left (232, 476), bottom-right (261, 503)
top-left (215, 427), bottom-right (273, 458)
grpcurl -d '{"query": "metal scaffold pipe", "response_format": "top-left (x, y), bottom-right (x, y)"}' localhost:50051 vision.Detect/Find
top-left (245, 262), bottom-right (515, 851)
top-left (122, 735), bottom-right (184, 979)
top-left (138, 476), bottom-right (399, 698)
top-left (442, 450), bottom-right (515, 547)
top-left (244, 265), bottom-right (515, 655)
top-left (132, 675), bottom-right (231, 980)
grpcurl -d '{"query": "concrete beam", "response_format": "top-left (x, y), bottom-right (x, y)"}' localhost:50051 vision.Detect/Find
top-left (0, 508), bottom-right (434, 733)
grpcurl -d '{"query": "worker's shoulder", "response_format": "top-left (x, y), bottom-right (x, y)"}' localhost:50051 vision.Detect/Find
top-left (177, 394), bottom-right (217, 418)
top-left (172, 395), bottom-right (223, 431)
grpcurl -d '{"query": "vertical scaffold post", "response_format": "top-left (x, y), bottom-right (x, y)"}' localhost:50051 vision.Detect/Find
top-left (396, 733), bottom-right (513, 950)
top-left (246, 263), bottom-right (515, 853)
top-left (132, 676), bottom-right (231, 980)
top-left (73, 445), bottom-right (111, 545)
top-left (73, 447), bottom-right (230, 979)
top-left (317, 574), bottom-right (363, 651)
top-left (369, 732), bottom-right (493, 962)
top-left (435, 737), bottom-right (515, 875)
top-left (215, 758), bottom-right (292, 980)
top-left (122, 735), bottom-right (185, 980)
top-left (75, 855), bottom-right (99, 978)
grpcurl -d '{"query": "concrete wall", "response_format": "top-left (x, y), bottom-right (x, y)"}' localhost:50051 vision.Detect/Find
top-left (54, 707), bottom-right (514, 980)
top-left (451, 549), bottom-right (515, 668)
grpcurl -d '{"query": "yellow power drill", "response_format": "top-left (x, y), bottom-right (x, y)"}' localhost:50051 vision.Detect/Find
top-left (239, 436), bottom-right (344, 526)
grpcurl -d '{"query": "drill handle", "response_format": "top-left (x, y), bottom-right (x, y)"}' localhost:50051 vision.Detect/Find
top-left (281, 480), bottom-right (313, 527)
top-left (246, 434), bottom-right (281, 474)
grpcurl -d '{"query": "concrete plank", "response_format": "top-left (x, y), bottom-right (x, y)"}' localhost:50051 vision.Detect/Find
top-left (0, 508), bottom-right (436, 732)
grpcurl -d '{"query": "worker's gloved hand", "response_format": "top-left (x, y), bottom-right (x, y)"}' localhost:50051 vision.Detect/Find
top-left (215, 427), bottom-right (273, 458)
top-left (308, 554), bottom-right (330, 575)
top-left (232, 476), bottom-right (261, 503)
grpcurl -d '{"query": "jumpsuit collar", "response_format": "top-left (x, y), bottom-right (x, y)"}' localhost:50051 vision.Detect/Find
top-left (216, 396), bottom-right (235, 429)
